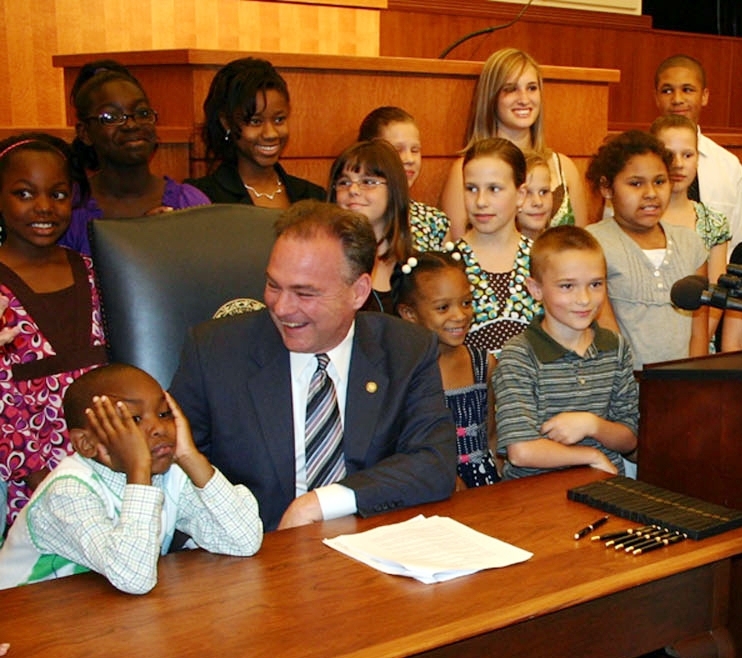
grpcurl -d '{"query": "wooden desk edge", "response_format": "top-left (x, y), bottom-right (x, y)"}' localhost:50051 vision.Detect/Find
top-left (4, 468), bottom-right (740, 657)
top-left (52, 49), bottom-right (620, 83)
top-left (328, 545), bottom-right (742, 657)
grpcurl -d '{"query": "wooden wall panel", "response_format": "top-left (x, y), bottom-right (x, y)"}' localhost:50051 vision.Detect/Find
top-left (495, 0), bottom-right (641, 12)
top-left (380, 0), bottom-right (742, 133)
top-left (0, 0), bottom-right (66, 126)
top-left (53, 51), bottom-right (616, 207)
top-left (2, 0), bottom-right (740, 136)
top-left (0, 0), bottom-right (380, 128)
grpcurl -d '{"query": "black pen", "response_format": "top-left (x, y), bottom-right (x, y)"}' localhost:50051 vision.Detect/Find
top-left (627, 530), bottom-right (675, 553)
top-left (633, 533), bottom-right (687, 555)
top-left (591, 531), bottom-right (631, 542)
top-left (614, 528), bottom-right (663, 550)
top-left (604, 525), bottom-right (655, 547)
top-left (573, 515), bottom-right (609, 540)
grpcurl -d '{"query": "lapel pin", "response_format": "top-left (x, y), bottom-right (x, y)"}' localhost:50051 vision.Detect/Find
top-left (365, 381), bottom-right (378, 394)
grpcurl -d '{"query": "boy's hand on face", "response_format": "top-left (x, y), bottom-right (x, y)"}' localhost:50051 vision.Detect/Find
top-left (164, 391), bottom-right (214, 488)
top-left (541, 412), bottom-right (597, 446)
top-left (164, 391), bottom-right (198, 462)
top-left (85, 395), bottom-right (152, 485)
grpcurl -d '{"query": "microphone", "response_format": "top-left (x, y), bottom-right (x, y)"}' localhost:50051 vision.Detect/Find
top-left (730, 241), bottom-right (742, 267)
top-left (671, 275), bottom-right (742, 312)
top-left (437, 0), bottom-right (536, 58)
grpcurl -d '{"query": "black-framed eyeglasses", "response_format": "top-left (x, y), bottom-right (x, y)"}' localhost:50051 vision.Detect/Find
top-left (333, 176), bottom-right (388, 191)
top-left (84, 108), bottom-right (159, 127)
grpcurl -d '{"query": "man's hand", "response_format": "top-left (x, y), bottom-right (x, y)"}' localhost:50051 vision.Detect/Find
top-left (277, 492), bottom-right (323, 530)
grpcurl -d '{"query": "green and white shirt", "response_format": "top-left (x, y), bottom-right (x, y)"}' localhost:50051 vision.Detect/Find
top-left (0, 453), bottom-right (262, 593)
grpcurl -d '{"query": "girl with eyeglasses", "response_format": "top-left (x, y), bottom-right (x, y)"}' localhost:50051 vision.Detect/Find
top-left (186, 57), bottom-right (325, 209)
top-left (59, 60), bottom-right (209, 256)
top-left (328, 140), bottom-right (413, 314)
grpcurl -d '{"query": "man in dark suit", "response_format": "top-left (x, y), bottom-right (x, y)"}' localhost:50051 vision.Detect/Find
top-left (170, 200), bottom-right (457, 531)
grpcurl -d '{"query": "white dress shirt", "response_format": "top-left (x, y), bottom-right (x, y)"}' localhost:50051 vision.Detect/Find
top-left (696, 128), bottom-right (742, 259)
top-left (289, 323), bottom-right (357, 520)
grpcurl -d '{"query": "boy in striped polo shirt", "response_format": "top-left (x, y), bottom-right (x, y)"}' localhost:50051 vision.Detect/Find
top-left (494, 226), bottom-right (639, 480)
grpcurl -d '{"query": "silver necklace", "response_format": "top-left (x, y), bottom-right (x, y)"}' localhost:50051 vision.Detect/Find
top-left (243, 177), bottom-right (283, 200)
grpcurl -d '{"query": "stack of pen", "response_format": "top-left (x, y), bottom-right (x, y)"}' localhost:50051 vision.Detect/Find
top-left (591, 525), bottom-right (688, 555)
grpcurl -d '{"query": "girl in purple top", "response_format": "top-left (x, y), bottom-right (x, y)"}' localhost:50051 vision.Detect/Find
top-left (60, 60), bottom-right (209, 255)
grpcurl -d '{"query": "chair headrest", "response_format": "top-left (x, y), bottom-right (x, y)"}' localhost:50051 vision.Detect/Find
top-left (90, 203), bottom-right (280, 387)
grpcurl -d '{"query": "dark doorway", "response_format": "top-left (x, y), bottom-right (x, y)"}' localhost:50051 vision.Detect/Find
top-left (644, 0), bottom-right (741, 37)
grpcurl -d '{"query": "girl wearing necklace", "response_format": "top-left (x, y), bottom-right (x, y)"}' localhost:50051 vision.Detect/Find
top-left (187, 57), bottom-right (325, 209)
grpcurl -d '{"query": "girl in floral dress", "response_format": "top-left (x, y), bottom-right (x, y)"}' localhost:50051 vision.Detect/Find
top-left (456, 137), bottom-right (539, 357)
top-left (0, 134), bottom-right (106, 531)
top-left (649, 114), bottom-right (730, 345)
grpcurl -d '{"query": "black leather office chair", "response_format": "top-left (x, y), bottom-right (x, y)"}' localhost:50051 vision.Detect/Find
top-left (90, 204), bottom-right (280, 387)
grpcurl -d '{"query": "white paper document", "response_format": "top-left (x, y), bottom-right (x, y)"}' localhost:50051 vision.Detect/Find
top-left (323, 514), bottom-right (533, 584)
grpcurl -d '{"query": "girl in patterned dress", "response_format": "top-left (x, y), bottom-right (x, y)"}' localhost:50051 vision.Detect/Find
top-left (0, 134), bottom-right (107, 532)
top-left (392, 249), bottom-right (499, 487)
top-left (649, 114), bottom-right (731, 344)
top-left (358, 106), bottom-right (451, 252)
top-left (456, 137), bottom-right (539, 357)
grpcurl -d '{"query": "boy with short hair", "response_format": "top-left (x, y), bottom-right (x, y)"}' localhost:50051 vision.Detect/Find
top-left (494, 226), bottom-right (638, 480)
top-left (0, 363), bottom-right (263, 593)
top-left (654, 53), bottom-right (742, 255)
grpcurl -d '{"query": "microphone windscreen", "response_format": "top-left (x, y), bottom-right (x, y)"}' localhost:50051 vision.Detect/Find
top-left (670, 275), bottom-right (709, 310)
top-left (730, 242), bottom-right (742, 265)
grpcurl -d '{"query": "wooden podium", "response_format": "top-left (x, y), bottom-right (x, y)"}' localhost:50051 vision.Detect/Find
top-left (638, 351), bottom-right (742, 510)
top-left (52, 50), bottom-right (619, 206)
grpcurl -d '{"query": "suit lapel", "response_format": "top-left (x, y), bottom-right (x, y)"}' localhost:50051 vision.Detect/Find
top-left (245, 313), bottom-right (295, 500)
top-left (344, 316), bottom-right (388, 464)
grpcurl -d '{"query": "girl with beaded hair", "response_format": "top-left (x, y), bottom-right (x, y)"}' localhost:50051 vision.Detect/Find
top-left (440, 48), bottom-right (587, 238)
top-left (392, 248), bottom-right (499, 488)
top-left (187, 57), bottom-right (325, 208)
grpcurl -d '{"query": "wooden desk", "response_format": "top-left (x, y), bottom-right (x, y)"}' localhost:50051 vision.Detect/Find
top-left (2, 468), bottom-right (740, 657)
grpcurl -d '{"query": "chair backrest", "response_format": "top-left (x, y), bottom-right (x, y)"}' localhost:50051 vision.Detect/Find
top-left (90, 204), bottom-right (280, 387)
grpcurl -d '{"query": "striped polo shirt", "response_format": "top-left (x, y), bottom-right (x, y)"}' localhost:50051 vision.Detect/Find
top-left (495, 317), bottom-right (639, 480)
